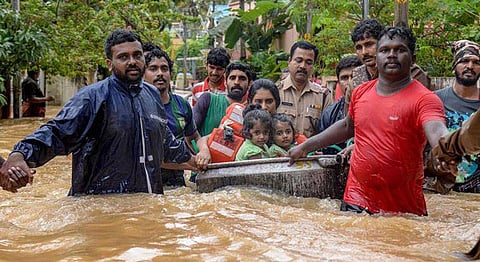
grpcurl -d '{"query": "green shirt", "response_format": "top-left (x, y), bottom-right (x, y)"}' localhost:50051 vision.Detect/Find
top-left (235, 139), bottom-right (271, 161)
top-left (268, 143), bottom-right (293, 157)
top-left (199, 93), bottom-right (230, 136)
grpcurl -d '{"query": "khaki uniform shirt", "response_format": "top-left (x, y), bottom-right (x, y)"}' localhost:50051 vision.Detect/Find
top-left (277, 75), bottom-right (332, 138)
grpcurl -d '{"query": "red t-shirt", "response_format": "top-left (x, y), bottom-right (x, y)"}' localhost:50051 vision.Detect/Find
top-left (191, 77), bottom-right (226, 106)
top-left (334, 83), bottom-right (343, 102)
top-left (346, 79), bottom-right (445, 215)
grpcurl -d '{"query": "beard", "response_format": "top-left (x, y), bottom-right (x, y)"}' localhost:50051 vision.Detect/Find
top-left (113, 64), bottom-right (145, 85)
top-left (227, 85), bottom-right (247, 101)
top-left (455, 69), bottom-right (480, 86)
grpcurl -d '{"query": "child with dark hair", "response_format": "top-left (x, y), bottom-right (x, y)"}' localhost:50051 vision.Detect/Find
top-left (235, 105), bottom-right (272, 160)
top-left (269, 113), bottom-right (296, 157)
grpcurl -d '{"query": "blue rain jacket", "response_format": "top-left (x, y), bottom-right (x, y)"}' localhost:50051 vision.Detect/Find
top-left (13, 75), bottom-right (191, 195)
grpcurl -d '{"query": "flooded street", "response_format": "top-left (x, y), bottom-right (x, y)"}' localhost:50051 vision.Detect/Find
top-left (1, 106), bottom-right (479, 261)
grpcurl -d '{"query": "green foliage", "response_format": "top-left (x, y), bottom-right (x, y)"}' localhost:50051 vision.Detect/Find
top-left (0, 0), bottom-right (478, 91)
top-left (247, 50), bottom-right (288, 81)
top-left (0, 7), bottom-right (48, 76)
top-left (215, 1), bottom-right (291, 52)
top-left (0, 6), bottom-right (48, 106)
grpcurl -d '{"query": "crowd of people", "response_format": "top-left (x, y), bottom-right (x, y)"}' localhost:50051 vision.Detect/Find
top-left (1, 17), bottom-right (479, 222)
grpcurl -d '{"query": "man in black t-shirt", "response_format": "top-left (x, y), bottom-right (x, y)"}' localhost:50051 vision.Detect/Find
top-left (21, 70), bottom-right (54, 117)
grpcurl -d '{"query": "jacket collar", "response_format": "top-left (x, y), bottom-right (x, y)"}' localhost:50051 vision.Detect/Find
top-left (110, 74), bottom-right (144, 93)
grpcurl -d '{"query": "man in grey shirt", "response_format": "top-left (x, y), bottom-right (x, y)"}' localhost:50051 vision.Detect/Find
top-left (424, 39), bottom-right (480, 193)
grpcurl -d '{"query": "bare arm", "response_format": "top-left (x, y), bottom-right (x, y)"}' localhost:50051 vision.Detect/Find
top-left (288, 114), bottom-right (354, 164)
top-left (192, 93), bottom-right (211, 130)
top-left (27, 96), bottom-right (54, 104)
top-left (424, 120), bottom-right (457, 174)
top-left (423, 120), bottom-right (449, 148)
top-left (161, 157), bottom-right (198, 171)
top-left (185, 131), bottom-right (200, 154)
top-left (194, 135), bottom-right (211, 170)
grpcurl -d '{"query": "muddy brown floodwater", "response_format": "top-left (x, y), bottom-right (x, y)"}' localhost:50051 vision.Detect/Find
top-left (0, 106), bottom-right (479, 261)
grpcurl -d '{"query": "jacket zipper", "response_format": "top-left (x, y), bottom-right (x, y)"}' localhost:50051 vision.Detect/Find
top-left (138, 106), bottom-right (153, 193)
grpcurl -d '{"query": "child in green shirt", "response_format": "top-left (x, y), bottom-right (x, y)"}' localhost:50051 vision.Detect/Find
top-left (269, 113), bottom-right (296, 157)
top-left (235, 105), bottom-right (272, 160)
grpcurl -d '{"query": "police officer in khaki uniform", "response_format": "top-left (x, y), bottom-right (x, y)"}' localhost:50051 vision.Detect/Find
top-left (277, 41), bottom-right (332, 138)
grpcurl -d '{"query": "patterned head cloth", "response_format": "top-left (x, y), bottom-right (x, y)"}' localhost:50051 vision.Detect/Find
top-left (451, 40), bottom-right (480, 69)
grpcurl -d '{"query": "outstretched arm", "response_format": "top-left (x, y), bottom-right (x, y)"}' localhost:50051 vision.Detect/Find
top-left (423, 120), bottom-right (457, 174)
top-left (288, 114), bottom-right (354, 164)
top-left (423, 120), bottom-right (449, 149)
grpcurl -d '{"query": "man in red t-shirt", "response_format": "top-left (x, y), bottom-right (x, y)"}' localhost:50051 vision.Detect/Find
top-left (191, 47), bottom-right (230, 106)
top-left (288, 26), bottom-right (449, 216)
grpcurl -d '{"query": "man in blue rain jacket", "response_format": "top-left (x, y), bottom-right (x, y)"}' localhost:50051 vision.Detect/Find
top-left (0, 29), bottom-right (193, 195)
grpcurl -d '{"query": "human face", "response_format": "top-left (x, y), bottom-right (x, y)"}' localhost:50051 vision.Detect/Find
top-left (354, 36), bottom-right (378, 67)
top-left (251, 88), bottom-right (277, 114)
top-left (226, 69), bottom-right (249, 101)
top-left (207, 64), bottom-right (226, 84)
top-left (250, 120), bottom-right (270, 148)
top-left (376, 36), bottom-right (412, 81)
top-left (454, 56), bottom-right (480, 86)
top-left (107, 41), bottom-right (145, 84)
top-left (288, 48), bottom-right (315, 86)
top-left (273, 121), bottom-right (294, 150)
top-left (144, 56), bottom-right (171, 93)
top-left (338, 67), bottom-right (355, 94)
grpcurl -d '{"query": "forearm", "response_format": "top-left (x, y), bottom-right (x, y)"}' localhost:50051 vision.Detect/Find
top-left (300, 118), bottom-right (353, 153)
top-left (28, 97), bottom-right (50, 103)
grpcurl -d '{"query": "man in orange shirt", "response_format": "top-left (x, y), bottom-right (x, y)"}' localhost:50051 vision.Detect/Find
top-left (191, 47), bottom-right (230, 106)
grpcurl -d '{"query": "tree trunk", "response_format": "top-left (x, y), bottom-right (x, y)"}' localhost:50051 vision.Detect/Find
top-left (1, 78), bottom-right (11, 119)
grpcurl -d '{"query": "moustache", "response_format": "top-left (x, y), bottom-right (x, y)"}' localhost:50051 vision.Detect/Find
top-left (154, 77), bottom-right (165, 83)
top-left (296, 68), bottom-right (308, 75)
top-left (463, 69), bottom-right (476, 75)
top-left (231, 85), bottom-right (243, 91)
top-left (362, 55), bottom-right (374, 61)
top-left (126, 66), bottom-right (141, 72)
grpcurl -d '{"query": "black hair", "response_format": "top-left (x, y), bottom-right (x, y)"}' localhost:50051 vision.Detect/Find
top-left (351, 18), bottom-right (384, 43)
top-left (247, 78), bottom-right (280, 109)
top-left (241, 105), bottom-right (272, 140)
top-left (145, 48), bottom-right (174, 73)
top-left (104, 29), bottom-right (143, 59)
top-left (290, 41), bottom-right (319, 62)
top-left (378, 26), bottom-right (416, 56)
top-left (336, 55), bottom-right (362, 79)
top-left (225, 62), bottom-right (254, 83)
top-left (142, 42), bottom-right (161, 53)
top-left (27, 70), bottom-right (39, 78)
top-left (271, 113), bottom-right (296, 145)
top-left (207, 47), bottom-right (230, 68)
